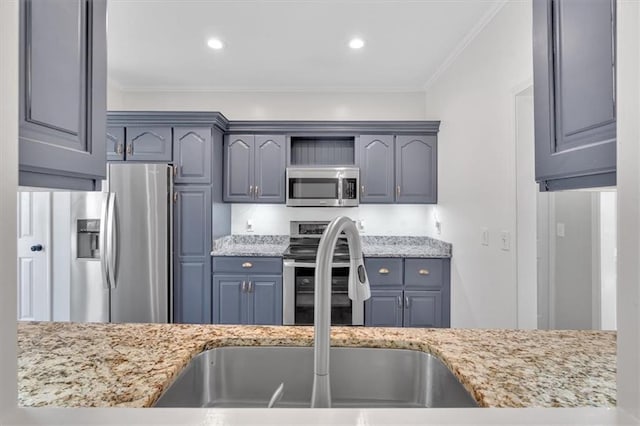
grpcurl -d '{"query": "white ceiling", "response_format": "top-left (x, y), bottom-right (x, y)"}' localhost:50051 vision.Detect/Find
top-left (107, 1), bottom-right (504, 92)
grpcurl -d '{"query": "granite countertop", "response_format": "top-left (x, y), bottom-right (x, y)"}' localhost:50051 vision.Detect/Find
top-left (211, 235), bottom-right (452, 258)
top-left (18, 322), bottom-right (615, 408)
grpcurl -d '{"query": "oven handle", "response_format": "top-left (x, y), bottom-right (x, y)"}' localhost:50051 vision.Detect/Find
top-left (283, 260), bottom-right (350, 268)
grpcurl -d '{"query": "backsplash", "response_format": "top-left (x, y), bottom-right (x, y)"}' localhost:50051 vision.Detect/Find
top-left (230, 204), bottom-right (438, 236)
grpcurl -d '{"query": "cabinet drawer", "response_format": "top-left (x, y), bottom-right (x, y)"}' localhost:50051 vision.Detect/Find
top-left (212, 256), bottom-right (282, 274)
top-left (404, 258), bottom-right (444, 289)
top-left (364, 258), bottom-right (403, 287)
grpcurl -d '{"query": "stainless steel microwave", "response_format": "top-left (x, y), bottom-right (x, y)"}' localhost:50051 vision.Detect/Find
top-left (286, 167), bottom-right (359, 207)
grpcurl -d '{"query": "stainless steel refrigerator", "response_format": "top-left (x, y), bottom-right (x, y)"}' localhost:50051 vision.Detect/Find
top-left (70, 163), bottom-right (172, 323)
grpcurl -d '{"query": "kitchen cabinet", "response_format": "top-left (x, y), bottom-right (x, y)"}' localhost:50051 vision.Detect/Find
top-left (106, 127), bottom-right (125, 162)
top-left (212, 257), bottom-right (283, 325)
top-left (124, 126), bottom-right (173, 162)
top-left (357, 135), bottom-right (437, 204)
top-left (173, 127), bottom-right (212, 184)
top-left (533, 0), bottom-right (616, 191)
top-left (19, 0), bottom-right (107, 190)
top-left (173, 185), bottom-right (213, 324)
top-left (364, 257), bottom-right (450, 328)
top-left (224, 134), bottom-right (286, 203)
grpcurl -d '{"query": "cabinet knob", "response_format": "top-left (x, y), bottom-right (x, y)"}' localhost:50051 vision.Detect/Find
top-left (378, 267), bottom-right (390, 275)
top-left (242, 262), bottom-right (253, 269)
top-left (30, 244), bottom-right (43, 252)
top-left (418, 268), bottom-right (430, 276)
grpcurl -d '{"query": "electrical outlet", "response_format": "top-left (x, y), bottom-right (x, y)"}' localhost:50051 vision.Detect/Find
top-left (481, 227), bottom-right (489, 246)
top-left (500, 231), bottom-right (510, 251)
top-left (358, 219), bottom-right (365, 232)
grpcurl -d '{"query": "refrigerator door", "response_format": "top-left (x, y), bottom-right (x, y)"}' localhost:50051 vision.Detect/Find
top-left (107, 163), bottom-right (171, 323)
top-left (70, 192), bottom-right (110, 322)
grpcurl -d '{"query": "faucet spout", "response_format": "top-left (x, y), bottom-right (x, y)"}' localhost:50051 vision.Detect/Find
top-left (311, 216), bottom-right (370, 408)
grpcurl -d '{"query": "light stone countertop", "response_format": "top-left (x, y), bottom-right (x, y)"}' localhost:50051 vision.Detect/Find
top-left (210, 235), bottom-right (452, 258)
top-left (18, 322), bottom-right (615, 408)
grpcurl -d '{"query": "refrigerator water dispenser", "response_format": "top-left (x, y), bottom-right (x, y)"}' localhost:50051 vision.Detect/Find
top-left (77, 219), bottom-right (100, 259)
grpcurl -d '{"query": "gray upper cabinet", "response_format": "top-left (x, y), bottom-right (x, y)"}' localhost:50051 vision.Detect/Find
top-left (358, 135), bottom-right (395, 203)
top-left (395, 136), bottom-right (437, 204)
top-left (125, 127), bottom-right (173, 162)
top-left (254, 136), bottom-right (286, 203)
top-left (173, 127), bottom-right (212, 184)
top-left (224, 135), bottom-right (254, 202)
top-left (106, 126), bottom-right (125, 162)
top-left (19, 0), bottom-right (107, 190)
top-left (533, 0), bottom-right (616, 190)
top-left (224, 134), bottom-right (285, 203)
top-left (358, 134), bottom-right (437, 204)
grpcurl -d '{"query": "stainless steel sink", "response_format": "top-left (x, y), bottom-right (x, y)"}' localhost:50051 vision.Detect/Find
top-left (154, 346), bottom-right (478, 408)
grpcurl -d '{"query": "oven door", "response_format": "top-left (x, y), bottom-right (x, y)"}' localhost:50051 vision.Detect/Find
top-left (283, 260), bottom-right (364, 326)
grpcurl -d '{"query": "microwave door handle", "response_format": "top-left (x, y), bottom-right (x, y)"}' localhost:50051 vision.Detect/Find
top-left (99, 193), bottom-right (110, 290)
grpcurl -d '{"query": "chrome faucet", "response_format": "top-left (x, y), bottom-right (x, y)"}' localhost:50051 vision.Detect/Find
top-left (311, 216), bottom-right (371, 408)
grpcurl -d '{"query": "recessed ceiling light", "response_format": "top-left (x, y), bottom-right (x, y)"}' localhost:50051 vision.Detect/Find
top-left (207, 38), bottom-right (224, 50)
top-left (349, 38), bottom-right (365, 49)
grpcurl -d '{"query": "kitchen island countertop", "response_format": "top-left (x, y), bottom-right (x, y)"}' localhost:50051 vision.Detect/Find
top-left (18, 322), bottom-right (615, 409)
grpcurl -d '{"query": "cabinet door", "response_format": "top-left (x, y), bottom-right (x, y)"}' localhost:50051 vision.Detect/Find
top-left (224, 135), bottom-right (254, 202)
top-left (358, 135), bottom-right (395, 203)
top-left (248, 275), bottom-right (282, 325)
top-left (126, 126), bottom-right (172, 162)
top-left (106, 126), bottom-right (125, 161)
top-left (214, 275), bottom-right (247, 324)
top-left (533, 0), bottom-right (616, 189)
top-left (174, 186), bottom-right (212, 258)
top-left (395, 136), bottom-right (437, 203)
top-left (254, 135), bottom-right (286, 203)
top-left (173, 127), bottom-right (212, 184)
top-left (19, 0), bottom-right (107, 187)
top-left (365, 290), bottom-right (403, 327)
top-left (404, 290), bottom-right (442, 328)
top-left (174, 260), bottom-right (210, 324)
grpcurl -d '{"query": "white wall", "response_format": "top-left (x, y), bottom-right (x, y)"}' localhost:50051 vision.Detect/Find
top-left (107, 88), bottom-right (427, 121)
top-left (51, 192), bottom-right (71, 321)
top-left (423, 1), bottom-right (532, 328)
top-left (231, 204), bottom-right (438, 236)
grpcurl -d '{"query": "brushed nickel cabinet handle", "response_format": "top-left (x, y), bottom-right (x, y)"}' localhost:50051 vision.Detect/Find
top-left (249, 185), bottom-right (253, 196)
top-left (173, 192), bottom-right (178, 203)
top-left (126, 144), bottom-right (132, 155)
top-left (397, 296), bottom-right (402, 308)
top-left (396, 185), bottom-right (401, 197)
top-left (378, 267), bottom-right (390, 275)
top-left (242, 262), bottom-right (253, 269)
top-left (173, 165), bottom-right (178, 177)
top-left (116, 144), bottom-right (123, 155)
top-left (405, 296), bottom-right (410, 308)
top-left (255, 186), bottom-right (259, 197)
top-left (241, 281), bottom-right (247, 292)
top-left (248, 281), bottom-right (253, 293)
top-left (418, 269), bottom-right (430, 276)
top-left (361, 184), bottom-right (365, 193)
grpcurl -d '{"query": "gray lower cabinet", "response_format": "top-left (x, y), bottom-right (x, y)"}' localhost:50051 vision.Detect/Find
top-left (533, 0), bottom-right (616, 190)
top-left (358, 135), bottom-right (437, 204)
top-left (173, 185), bottom-right (213, 324)
top-left (212, 257), bottom-right (283, 325)
top-left (224, 134), bottom-right (286, 203)
top-left (19, 0), bottom-right (107, 190)
top-left (364, 257), bottom-right (450, 328)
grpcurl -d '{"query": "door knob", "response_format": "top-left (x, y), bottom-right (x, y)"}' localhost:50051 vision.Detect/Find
top-left (30, 244), bottom-right (43, 252)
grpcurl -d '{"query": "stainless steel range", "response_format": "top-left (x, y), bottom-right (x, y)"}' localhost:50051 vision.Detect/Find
top-left (283, 221), bottom-right (364, 325)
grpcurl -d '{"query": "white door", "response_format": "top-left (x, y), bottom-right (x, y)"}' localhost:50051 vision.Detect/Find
top-left (17, 191), bottom-right (51, 321)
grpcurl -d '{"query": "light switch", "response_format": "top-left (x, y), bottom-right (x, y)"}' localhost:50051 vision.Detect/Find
top-left (246, 219), bottom-right (254, 232)
top-left (481, 227), bottom-right (489, 246)
top-left (500, 231), bottom-right (510, 251)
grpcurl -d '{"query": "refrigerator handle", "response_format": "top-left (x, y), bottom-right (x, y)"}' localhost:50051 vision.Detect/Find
top-left (99, 193), bottom-right (110, 290)
top-left (106, 193), bottom-right (118, 289)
